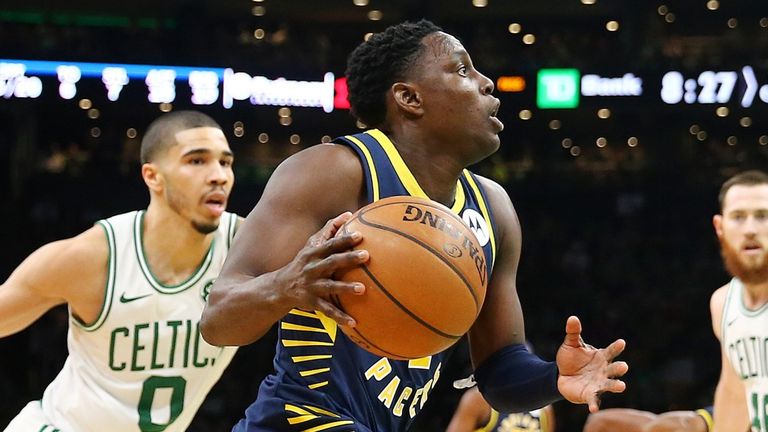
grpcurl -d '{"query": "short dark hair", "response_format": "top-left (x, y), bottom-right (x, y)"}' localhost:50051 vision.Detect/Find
top-left (140, 110), bottom-right (222, 163)
top-left (345, 19), bottom-right (442, 127)
top-left (718, 170), bottom-right (768, 210)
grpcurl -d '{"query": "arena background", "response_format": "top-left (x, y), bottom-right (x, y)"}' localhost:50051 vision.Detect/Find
top-left (1, 0), bottom-right (767, 430)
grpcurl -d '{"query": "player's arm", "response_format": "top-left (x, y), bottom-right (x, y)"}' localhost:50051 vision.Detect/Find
top-left (645, 410), bottom-right (710, 432)
top-left (709, 286), bottom-right (750, 432)
top-left (582, 408), bottom-right (655, 432)
top-left (0, 226), bottom-right (107, 337)
top-left (468, 177), bottom-right (627, 413)
top-left (542, 404), bottom-right (556, 432)
top-left (446, 387), bottom-right (491, 432)
top-left (201, 144), bottom-right (368, 346)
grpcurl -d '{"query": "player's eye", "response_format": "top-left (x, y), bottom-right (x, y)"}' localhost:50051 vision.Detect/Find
top-left (457, 65), bottom-right (468, 77)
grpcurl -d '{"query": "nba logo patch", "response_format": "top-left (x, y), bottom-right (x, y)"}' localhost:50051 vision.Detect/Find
top-left (461, 209), bottom-right (490, 247)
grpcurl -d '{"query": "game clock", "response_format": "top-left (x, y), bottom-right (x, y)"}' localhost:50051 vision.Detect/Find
top-left (661, 66), bottom-right (768, 108)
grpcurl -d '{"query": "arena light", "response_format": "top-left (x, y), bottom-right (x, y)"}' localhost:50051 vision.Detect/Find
top-left (496, 76), bottom-right (526, 92)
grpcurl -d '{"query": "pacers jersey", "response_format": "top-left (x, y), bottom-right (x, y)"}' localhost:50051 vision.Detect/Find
top-left (721, 278), bottom-right (768, 432)
top-left (237, 129), bottom-right (497, 432)
top-left (39, 210), bottom-right (238, 432)
top-left (695, 406), bottom-right (713, 432)
top-left (476, 408), bottom-right (551, 432)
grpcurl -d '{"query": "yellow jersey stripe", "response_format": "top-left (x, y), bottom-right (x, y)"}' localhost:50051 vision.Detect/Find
top-left (368, 129), bottom-right (464, 213)
top-left (281, 340), bottom-right (335, 347)
top-left (281, 322), bottom-right (329, 333)
top-left (301, 420), bottom-right (355, 432)
top-left (474, 409), bottom-right (499, 432)
top-left (285, 404), bottom-right (312, 415)
top-left (303, 405), bottom-right (341, 418)
top-left (299, 367), bottom-right (331, 377)
top-left (288, 309), bottom-right (320, 319)
top-left (695, 408), bottom-right (713, 431)
top-left (541, 409), bottom-right (550, 432)
top-left (308, 381), bottom-right (329, 389)
top-left (408, 357), bottom-right (432, 369)
top-left (462, 170), bottom-right (496, 266)
top-left (288, 415), bottom-right (317, 425)
top-left (314, 311), bottom-right (338, 343)
top-left (345, 135), bottom-right (380, 202)
top-left (291, 354), bottom-right (333, 363)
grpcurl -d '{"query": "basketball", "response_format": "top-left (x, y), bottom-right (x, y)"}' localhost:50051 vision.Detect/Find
top-left (334, 195), bottom-right (488, 360)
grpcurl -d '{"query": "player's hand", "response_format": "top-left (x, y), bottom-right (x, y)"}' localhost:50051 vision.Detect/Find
top-left (555, 316), bottom-right (628, 413)
top-left (273, 212), bottom-right (369, 327)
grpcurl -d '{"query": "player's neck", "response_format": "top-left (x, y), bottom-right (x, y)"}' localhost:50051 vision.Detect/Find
top-left (140, 205), bottom-right (215, 286)
top-left (386, 128), bottom-right (464, 206)
top-left (742, 281), bottom-right (768, 309)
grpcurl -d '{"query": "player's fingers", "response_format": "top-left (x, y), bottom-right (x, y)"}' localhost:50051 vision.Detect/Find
top-left (603, 338), bottom-right (627, 360)
top-left (602, 378), bottom-right (626, 394)
top-left (606, 361), bottom-right (629, 378)
top-left (315, 297), bottom-right (357, 327)
top-left (563, 315), bottom-right (584, 347)
top-left (311, 230), bottom-right (363, 258)
top-left (334, 281), bottom-right (366, 295)
top-left (327, 211), bottom-right (354, 235)
top-left (309, 250), bottom-right (369, 275)
top-left (307, 212), bottom-right (355, 246)
top-left (586, 393), bottom-right (600, 413)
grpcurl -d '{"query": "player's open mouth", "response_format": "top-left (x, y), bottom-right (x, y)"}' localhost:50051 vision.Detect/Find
top-left (204, 192), bottom-right (227, 216)
top-left (489, 99), bottom-right (504, 131)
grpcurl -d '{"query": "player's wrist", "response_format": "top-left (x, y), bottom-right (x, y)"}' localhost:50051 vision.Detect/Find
top-left (474, 343), bottom-right (562, 413)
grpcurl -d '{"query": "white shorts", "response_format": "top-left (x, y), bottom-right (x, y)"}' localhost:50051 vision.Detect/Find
top-left (4, 401), bottom-right (60, 432)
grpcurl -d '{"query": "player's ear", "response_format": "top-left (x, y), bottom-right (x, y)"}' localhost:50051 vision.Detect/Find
top-left (142, 162), bottom-right (164, 192)
top-left (713, 214), bottom-right (723, 237)
top-left (391, 82), bottom-right (423, 117)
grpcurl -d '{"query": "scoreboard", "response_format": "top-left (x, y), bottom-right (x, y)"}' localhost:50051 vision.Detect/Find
top-left (3, 57), bottom-right (768, 115)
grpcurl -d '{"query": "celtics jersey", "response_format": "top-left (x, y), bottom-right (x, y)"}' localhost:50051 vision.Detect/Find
top-left (39, 210), bottom-right (238, 432)
top-left (476, 408), bottom-right (551, 432)
top-left (721, 278), bottom-right (768, 432)
top-left (236, 129), bottom-right (498, 432)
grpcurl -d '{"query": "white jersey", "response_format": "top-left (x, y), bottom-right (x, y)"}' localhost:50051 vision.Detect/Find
top-left (39, 210), bottom-right (239, 432)
top-left (721, 278), bottom-right (768, 432)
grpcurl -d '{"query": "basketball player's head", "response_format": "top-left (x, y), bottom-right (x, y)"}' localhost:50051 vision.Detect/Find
top-left (346, 20), bottom-right (503, 163)
top-left (713, 170), bottom-right (768, 284)
top-left (140, 111), bottom-right (234, 234)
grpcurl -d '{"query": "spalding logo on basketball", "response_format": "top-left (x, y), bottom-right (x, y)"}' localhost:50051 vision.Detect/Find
top-left (334, 195), bottom-right (488, 360)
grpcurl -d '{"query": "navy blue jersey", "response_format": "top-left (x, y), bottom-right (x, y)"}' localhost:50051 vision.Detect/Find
top-left (236, 129), bottom-right (498, 432)
top-left (477, 408), bottom-right (552, 432)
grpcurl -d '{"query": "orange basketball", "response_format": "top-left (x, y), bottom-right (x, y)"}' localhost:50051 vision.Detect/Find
top-left (334, 195), bottom-right (488, 360)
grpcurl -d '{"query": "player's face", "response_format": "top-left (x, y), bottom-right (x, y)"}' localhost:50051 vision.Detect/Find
top-left (160, 127), bottom-right (234, 234)
top-left (410, 32), bottom-right (503, 164)
top-left (714, 184), bottom-right (768, 284)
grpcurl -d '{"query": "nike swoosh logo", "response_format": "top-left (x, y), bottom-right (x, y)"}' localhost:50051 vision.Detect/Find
top-left (119, 292), bottom-right (153, 303)
top-left (727, 317), bottom-right (739, 327)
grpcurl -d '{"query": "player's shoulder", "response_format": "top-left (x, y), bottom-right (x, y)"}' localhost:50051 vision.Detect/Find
top-left (53, 225), bottom-right (109, 274)
top-left (18, 223), bottom-right (109, 301)
top-left (471, 172), bottom-right (506, 195)
top-left (265, 143), bottom-right (364, 210)
top-left (279, 143), bottom-right (360, 173)
top-left (37, 224), bottom-right (107, 263)
top-left (471, 173), bottom-right (517, 225)
top-left (709, 282), bottom-right (730, 310)
top-left (709, 282), bottom-right (731, 338)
